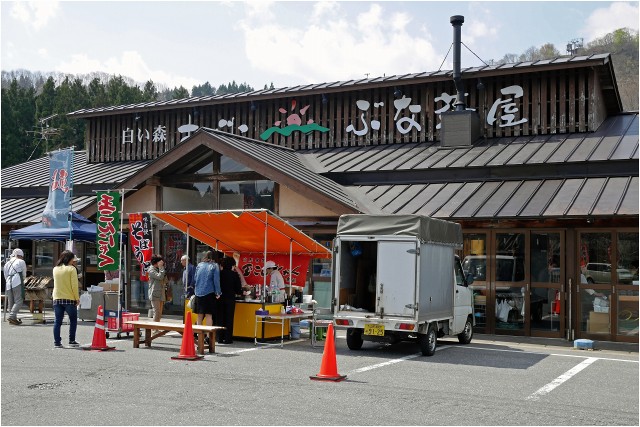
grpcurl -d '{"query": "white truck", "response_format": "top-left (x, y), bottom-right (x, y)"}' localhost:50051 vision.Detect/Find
top-left (331, 214), bottom-right (474, 356)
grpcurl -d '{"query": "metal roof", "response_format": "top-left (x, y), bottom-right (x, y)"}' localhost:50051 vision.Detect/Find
top-left (300, 113), bottom-right (639, 175)
top-left (348, 176), bottom-right (638, 219)
top-left (1, 151), bottom-right (150, 189)
top-left (196, 129), bottom-right (362, 212)
top-left (67, 54), bottom-right (617, 117)
top-left (1, 196), bottom-right (96, 224)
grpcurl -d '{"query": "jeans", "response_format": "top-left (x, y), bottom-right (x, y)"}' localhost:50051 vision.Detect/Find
top-left (6, 285), bottom-right (23, 320)
top-left (53, 303), bottom-right (78, 345)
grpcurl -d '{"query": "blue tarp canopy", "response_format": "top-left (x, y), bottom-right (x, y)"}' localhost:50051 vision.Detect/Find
top-left (9, 212), bottom-right (97, 243)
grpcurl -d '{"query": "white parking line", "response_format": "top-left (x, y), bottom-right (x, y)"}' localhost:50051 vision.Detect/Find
top-left (347, 345), bottom-right (452, 375)
top-left (526, 357), bottom-right (597, 401)
top-left (457, 344), bottom-right (639, 363)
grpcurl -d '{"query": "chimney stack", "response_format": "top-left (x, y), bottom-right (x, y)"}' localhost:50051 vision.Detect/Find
top-left (440, 15), bottom-right (481, 148)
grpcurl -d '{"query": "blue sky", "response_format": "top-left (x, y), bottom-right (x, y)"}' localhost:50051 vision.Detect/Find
top-left (1, 1), bottom-right (638, 91)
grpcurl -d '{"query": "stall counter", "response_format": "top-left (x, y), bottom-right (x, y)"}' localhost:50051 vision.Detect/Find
top-left (233, 300), bottom-right (288, 339)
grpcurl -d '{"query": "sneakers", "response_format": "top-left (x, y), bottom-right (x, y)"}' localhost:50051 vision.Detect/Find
top-left (68, 341), bottom-right (80, 347)
top-left (54, 343), bottom-right (63, 349)
top-left (8, 318), bottom-right (21, 325)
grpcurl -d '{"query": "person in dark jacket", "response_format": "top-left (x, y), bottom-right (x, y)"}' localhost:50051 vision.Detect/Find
top-left (215, 256), bottom-right (245, 344)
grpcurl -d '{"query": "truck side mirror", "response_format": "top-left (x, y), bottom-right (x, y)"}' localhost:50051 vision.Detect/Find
top-left (464, 272), bottom-right (474, 287)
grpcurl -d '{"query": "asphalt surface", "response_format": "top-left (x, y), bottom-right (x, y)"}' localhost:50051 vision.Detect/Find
top-left (1, 312), bottom-right (638, 426)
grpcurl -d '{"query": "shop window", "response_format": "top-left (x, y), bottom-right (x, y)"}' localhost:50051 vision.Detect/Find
top-left (220, 180), bottom-right (274, 210)
top-left (220, 155), bottom-right (251, 173)
top-left (460, 233), bottom-right (487, 330)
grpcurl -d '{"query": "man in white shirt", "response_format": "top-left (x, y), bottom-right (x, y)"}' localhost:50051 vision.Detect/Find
top-left (3, 248), bottom-right (27, 325)
top-left (263, 260), bottom-right (285, 301)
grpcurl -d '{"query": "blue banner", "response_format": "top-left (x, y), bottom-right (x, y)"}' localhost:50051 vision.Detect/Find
top-left (42, 148), bottom-right (73, 228)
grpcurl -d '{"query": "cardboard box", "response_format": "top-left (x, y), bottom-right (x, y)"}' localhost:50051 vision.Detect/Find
top-left (588, 311), bottom-right (609, 333)
top-left (98, 282), bottom-right (120, 292)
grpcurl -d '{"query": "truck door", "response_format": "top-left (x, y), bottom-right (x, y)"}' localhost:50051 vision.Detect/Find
top-left (377, 240), bottom-right (417, 317)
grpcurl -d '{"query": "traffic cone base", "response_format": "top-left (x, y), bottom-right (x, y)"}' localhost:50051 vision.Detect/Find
top-left (310, 323), bottom-right (346, 382)
top-left (84, 305), bottom-right (116, 351)
top-left (171, 311), bottom-right (203, 361)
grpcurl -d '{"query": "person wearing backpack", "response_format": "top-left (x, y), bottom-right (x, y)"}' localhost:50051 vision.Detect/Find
top-left (3, 248), bottom-right (27, 325)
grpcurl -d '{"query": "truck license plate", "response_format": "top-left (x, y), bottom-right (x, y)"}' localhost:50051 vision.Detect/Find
top-left (364, 324), bottom-right (384, 336)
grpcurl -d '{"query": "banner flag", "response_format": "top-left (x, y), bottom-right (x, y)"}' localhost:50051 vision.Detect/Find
top-left (42, 148), bottom-right (73, 228)
top-left (96, 191), bottom-right (121, 270)
top-left (129, 213), bottom-right (153, 281)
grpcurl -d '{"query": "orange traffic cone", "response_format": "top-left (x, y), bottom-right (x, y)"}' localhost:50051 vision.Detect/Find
top-left (310, 323), bottom-right (346, 382)
top-left (83, 305), bottom-right (115, 351)
top-left (171, 311), bottom-right (203, 361)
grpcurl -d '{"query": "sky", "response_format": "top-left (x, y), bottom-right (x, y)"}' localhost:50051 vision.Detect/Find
top-left (1, 1), bottom-right (638, 91)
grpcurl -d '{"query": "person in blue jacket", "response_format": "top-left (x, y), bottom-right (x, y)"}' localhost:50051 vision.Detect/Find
top-left (193, 251), bottom-right (220, 328)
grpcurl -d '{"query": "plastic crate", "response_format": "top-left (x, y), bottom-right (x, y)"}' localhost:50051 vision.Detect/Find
top-left (108, 312), bottom-right (140, 332)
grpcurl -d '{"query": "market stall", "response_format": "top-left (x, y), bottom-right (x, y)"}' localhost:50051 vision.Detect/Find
top-left (149, 209), bottom-right (331, 340)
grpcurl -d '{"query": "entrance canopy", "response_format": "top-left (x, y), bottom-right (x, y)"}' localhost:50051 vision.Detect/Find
top-left (9, 211), bottom-right (96, 243)
top-left (150, 209), bottom-right (331, 259)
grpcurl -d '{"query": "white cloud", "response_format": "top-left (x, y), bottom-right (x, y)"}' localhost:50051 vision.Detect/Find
top-left (56, 51), bottom-right (199, 89)
top-left (311, 1), bottom-right (339, 22)
top-left (10, 1), bottom-right (59, 31)
top-left (583, 2), bottom-right (639, 41)
top-left (240, 3), bottom-right (439, 84)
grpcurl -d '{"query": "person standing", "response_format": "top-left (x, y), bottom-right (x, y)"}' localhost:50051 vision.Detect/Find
top-left (264, 260), bottom-right (285, 302)
top-left (147, 254), bottom-right (167, 322)
top-left (193, 251), bottom-right (220, 329)
top-left (52, 250), bottom-right (81, 348)
top-left (181, 255), bottom-right (196, 300)
top-left (216, 256), bottom-right (244, 344)
top-left (3, 248), bottom-right (27, 325)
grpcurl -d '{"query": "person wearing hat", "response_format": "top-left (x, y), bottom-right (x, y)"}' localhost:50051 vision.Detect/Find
top-left (52, 250), bottom-right (81, 348)
top-left (264, 260), bottom-right (285, 301)
top-left (3, 248), bottom-right (27, 325)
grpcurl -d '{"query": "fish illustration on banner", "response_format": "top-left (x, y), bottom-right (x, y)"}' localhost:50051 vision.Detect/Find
top-left (42, 148), bottom-right (74, 228)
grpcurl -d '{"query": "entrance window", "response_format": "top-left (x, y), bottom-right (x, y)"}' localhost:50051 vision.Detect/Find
top-left (460, 233), bottom-right (487, 331)
top-left (495, 233), bottom-right (525, 331)
top-left (616, 232), bottom-right (639, 337)
top-left (220, 181), bottom-right (274, 210)
top-left (530, 232), bottom-right (562, 332)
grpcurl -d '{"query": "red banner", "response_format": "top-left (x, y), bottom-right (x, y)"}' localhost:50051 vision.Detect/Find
top-left (238, 253), bottom-right (311, 289)
top-left (129, 213), bottom-right (153, 281)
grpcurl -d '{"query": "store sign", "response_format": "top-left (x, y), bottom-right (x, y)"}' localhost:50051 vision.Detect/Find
top-left (129, 213), bottom-right (153, 281)
top-left (42, 148), bottom-right (73, 228)
top-left (238, 253), bottom-right (311, 289)
top-left (96, 191), bottom-right (120, 270)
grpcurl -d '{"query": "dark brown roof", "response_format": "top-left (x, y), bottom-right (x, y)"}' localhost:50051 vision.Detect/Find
top-left (67, 54), bottom-right (619, 118)
top-left (349, 176), bottom-right (638, 219)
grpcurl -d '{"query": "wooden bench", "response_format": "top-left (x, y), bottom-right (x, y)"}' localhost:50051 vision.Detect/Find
top-left (126, 320), bottom-right (225, 355)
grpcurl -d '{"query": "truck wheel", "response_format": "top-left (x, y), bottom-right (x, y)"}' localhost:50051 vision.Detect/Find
top-left (346, 328), bottom-right (363, 350)
top-left (457, 316), bottom-right (473, 344)
top-left (418, 324), bottom-right (437, 356)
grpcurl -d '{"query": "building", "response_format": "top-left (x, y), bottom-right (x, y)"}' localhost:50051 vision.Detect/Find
top-left (2, 52), bottom-right (637, 343)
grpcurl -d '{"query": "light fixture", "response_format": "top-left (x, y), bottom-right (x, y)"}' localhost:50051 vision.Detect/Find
top-left (134, 115), bottom-right (140, 121)
top-left (250, 101), bottom-right (257, 111)
top-left (322, 94), bottom-right (328, 105)
top-left (192, 107), bottom-right (199, 117)
top-left (477, 78), bottom-right (485, 91)
top-left (393, 87), bottom-right (402, 98)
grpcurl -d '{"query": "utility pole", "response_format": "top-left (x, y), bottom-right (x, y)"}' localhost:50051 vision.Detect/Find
top-left (26, 114), bottom-right (60, 160)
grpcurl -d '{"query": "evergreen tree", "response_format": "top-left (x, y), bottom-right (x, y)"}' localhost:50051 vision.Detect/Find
top-left (1, 80), bottom-right (36, 167)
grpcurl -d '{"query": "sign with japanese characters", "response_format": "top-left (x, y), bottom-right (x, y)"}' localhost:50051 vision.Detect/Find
top-left (96, 191), bottom-right (121, 270)
top-left (238, 253), bottom-right (312, 290)
top-left (42, 148), bottom-right (73, 228)
top-left (129, 213), bottom-right (153, 281)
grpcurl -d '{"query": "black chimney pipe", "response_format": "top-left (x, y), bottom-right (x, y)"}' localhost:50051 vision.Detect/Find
top-left (450, 15), bottom-right (465, 111)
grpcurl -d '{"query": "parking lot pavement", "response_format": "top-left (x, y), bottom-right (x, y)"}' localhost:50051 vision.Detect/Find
top-left (2, 310), bottom-right (638, 425)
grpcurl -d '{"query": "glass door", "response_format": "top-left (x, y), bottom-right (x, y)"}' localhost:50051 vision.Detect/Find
top-left (530, 231), bottom-right (565, 337)
top-left (460, 232), bottom-right (489, 333)
top-left (493, 231), bottom-right (528, 335)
